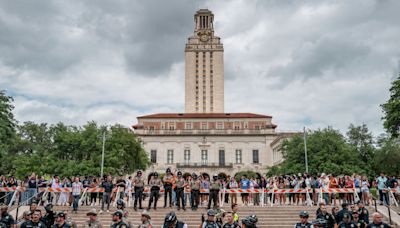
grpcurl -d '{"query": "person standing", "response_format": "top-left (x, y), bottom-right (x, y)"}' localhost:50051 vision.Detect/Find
top-left (84, 209), bottom-right (102, 228)
top-left (376, 173), bottom-right (388, 205)
top-left (100, 175), bottom-right (114, 213)
top-left (208, 174), bottom-right (221, 209)
top-left (0, 203), bottom-right (16, 228)
top-left (174, 171), bottom-right (187, 211)
top-left (148, 172), bottom-right (162, 210)
top-left (110, 211), bottom-right (128, 228)
top-left (228, 177), bottom-right (238, 205)
top-left (71, 177), bottom-right (83, 213)
top-left (21, 210), bottom-right (46, 228)
top-left (133, 171), bottom-right (144, 211)
top-left (53, 212), bottom-right (70, 228)
top-left (163, 168), bottom-right (174, 208)
top-left (240, 175), bottom-right (250, 206)
top-left (138, 211), bottom-right (152, 228)
top-left (223, 212), bottom-right (240, 228)
top-left (190, 173), bottom-right (201, 211)
top-left (294, 211), bottom-right (312, 228)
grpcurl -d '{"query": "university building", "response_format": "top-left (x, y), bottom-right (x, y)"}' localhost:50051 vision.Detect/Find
top-left (132, 9), bottom-right (295, 176)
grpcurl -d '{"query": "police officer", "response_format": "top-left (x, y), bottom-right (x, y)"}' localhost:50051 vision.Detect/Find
top-left (357, 201), bottom-right (369, 225)
top-left (111, 211), bottom-right (128, 228)
top-left (133, 170), bottom-right (144, 211)
top-left (17, 211), bottom-right (31, 227)
top-left (82, 176), bottom-right (91, 206)
top-left (223, 212), bottom-right (240, 228)
top-left (53, 212), bottom-right (70, 228)
top-left (163, 168), bottom-right (174, 208)
top-left (201, 210), bottom-right (218, 228)
top-left (241, 215), bottom-right (257, 228)
top-left (138, 211), bottom-right (152, 228)
top-left (174, 171), bottom-right (187, 211)
top-left (163, 212), bottom-right (187, 228)
top-left (352, 211), bottom-right (365, 228)
top-left (85, 209), bottom-right (103, 228)
top-left (148, 172), bottom-right (162, 210)
top-left (336, 203), bottom-right (353, 223)
top-left (190, 173), bottom-right (201, 211)
top-left (42, 203), bottom-right (56, 227)
top-left (208, 174), bottom-right (221, 209)
top-left (312, 218), bottom-right (327, 228)
top-left (0, 203), bottom-right (15, 228)
top-left (337, 213), bottom-right (357, 228)
top-left (366, 212), bottom-right (390, 228)
top-left (116, 199), bottom-right (129, 219)
top-left (294, 211), bottom-right (312, 228)
top-left (20, 210), bottom-right (46, 228)
top-left (316, 204), bottom-right (336, 228)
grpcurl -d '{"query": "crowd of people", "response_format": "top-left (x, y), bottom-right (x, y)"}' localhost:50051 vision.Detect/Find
top-left (0, 170), bottom-right (398, 227)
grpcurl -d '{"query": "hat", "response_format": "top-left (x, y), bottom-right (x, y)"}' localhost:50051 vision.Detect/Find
top-left (56, 212), bottom-right (66, 218)
top-left (141, 210), bottom-right (151, 219)
top-left (207, 209), bottom-right (216, 216)
top-left (87, 209), bottom-right (98, 216)
top-left (299, 211), bottom-right (309, 217)
top-left (113, 210), bottom-right (123, 218)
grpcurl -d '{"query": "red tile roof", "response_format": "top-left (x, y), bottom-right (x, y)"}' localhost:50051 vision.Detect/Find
top-left (137, 113), bottom-right (272, 119)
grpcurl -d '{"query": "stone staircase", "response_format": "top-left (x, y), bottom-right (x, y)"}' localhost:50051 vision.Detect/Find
top-left (48, 204), bottom-right (352, 228)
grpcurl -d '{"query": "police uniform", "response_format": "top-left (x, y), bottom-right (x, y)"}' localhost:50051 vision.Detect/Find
top-left (163, 173), bottom-right (174, 208)
top-left (138, 220), bottom-right (152, 228)
top-left (366, 222), bottom-right (390, 228)
top-left (148, 176), bottom-right (162, 209)
top-left (294, 222), bottom-right (312, 228)
top-left (0, 212), bottom-right (15, 228)
top-left (337, 221), bottom-right (358, 228)
top-left (133, 174), bottom-right (144, 210)
top-left (111, 220), bottom-right (128, 228)
top-left (53, 222), bottom-right (71, 228)
top-left (20, 220), bottom-right (46, 228)
top-left (316, 212), bottom-right (336, 228)
top-left (84, 220), bottom-right (102, 228)
top-left (174, 176), bottom-right (186, 210)
top-left (222, 222), bottom-right (240, 228)
top-left (190, 178), bottom-right (201, 210)
top-left (208, 177), bottom-right (221, 209)
top-left (358, 207), bottom-right (369, 224)
top-left (353, 219), bottom-right (365, 228)
top-left (202, 221), bottom-right (219, 228)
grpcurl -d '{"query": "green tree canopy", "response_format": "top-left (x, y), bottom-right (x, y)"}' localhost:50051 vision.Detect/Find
top-left (269, 127), bottom-right (368, 176)
top-left (0, 90), bottom-right (17, 174)
top-left (346, 123), bottom-right (375, 172)
top-left (381, 74), bottom-right (400, 138)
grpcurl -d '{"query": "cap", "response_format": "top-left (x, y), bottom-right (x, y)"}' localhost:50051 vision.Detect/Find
top-left (154, 172), bottom-right (159, 176)
top-left (141, 210), bottom-right (151, 219)
top-left (299, 211), bottom-right (309, 217)
top-left (23, 211), bottom-right (32, 216)
top-left (352, 211), bottom-right (359, 214)
top-left (177, 171), bottom-right (182, 176)
top-left (87, 209), bottom-right (98, 216)
top-left (56, 212), bottom-right (66, 218)
top-left (113, 210), bottom-right (123, 218)
top-left (207, 209), bottom-right (216, 216)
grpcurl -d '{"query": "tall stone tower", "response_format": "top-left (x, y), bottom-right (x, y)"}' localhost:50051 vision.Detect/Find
top-left (185, 9), bottom-right (224, 113)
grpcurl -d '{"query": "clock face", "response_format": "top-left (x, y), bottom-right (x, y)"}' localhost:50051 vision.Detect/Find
top-left (200, 34), bottom-right (209, 42)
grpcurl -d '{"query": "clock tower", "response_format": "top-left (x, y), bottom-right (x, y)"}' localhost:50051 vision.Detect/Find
top-left (185, 9), bottom-right (224, 113)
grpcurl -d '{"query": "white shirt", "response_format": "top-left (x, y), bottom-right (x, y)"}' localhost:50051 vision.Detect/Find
top-left (72, 182), bottom-right (83, 196)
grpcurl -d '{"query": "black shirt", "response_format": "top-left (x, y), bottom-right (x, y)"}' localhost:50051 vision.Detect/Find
top-left (316, 212), bottom-right (336, 228)
top-left (21, 220), bottom-right (46, 228)
top-left (101, 181), bottom-right (114, 193)
top-left (0, 213), bottom-right (15, 228)
top-left (366, 222), bottom-right (391, 228)
top-left (28, 179), bottom-right (37, 188)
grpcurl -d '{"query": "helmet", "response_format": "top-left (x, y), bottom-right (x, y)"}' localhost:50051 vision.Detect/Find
top-left (44, 203), bottom-right (53, 212)
top-left (207, 209), bottom-right (216, 216)
top-left (164, 211), bottom-right (177, 223)
top-left (166, 168), bottom-right (171, 173)
top-left (242, 214), bottom-right (258, 227)
top-left (137, 170), bottom-right (142, 175)
top-left (113, 210), bottom-right (123, 218)
top-left (117, 199), bottom-right (125, 207)
top-left (153, 172), bottom-right (159, 177)
top-left (177, 171), bottom-right (182, 176)
top-left (192, 173), bottom-right (198, 179)
top-left (299, 211), bottom-right (309, 218)
top-left (312, 218), bottom-right (327, 225)
top-left (213, 174), bottom-right (218, 180)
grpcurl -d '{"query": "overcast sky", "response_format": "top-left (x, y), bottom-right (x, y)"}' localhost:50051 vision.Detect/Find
top-left (1, 0), bottom-right (399, 136)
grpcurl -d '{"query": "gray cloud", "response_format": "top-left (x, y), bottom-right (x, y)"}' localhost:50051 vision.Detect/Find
top-left (1, 0), bottom-right (399, 136)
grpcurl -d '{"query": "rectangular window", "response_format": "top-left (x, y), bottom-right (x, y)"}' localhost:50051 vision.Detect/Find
top-left (150, 150), bottom-right (157, 163)
top-left (235, 149), bottom-right (242, 164)
top-left (185, 122), bottom-right (192, 130)
top-left (201, 122), bottom-right (207, 130)
top-left (252, 150), bottom-right (259, 164)
top-left (167, 150), bottom-right (174, 164)
top-left (184, 149), bottom-right (190, 164)
top-left (201, 150), bottom-right (208, 165)
top-left (255, 125), bottom-right (260, 130)
top-left (219, 150), bottom-right (225, 166)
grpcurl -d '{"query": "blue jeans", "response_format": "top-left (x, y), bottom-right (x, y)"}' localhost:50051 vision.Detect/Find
top-left (72, 195), bottom-right (80, 211)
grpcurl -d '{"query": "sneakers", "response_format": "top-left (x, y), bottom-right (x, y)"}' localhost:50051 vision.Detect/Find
top-left (107, 210), bottom-right (110, 213)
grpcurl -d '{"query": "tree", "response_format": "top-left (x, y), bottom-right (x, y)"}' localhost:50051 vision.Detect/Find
top-left (269, 127), bottom-right (367, 175)
top-left (372, 136), bottom-right (400, 176)
top-left (0, 90), bottom-right (17, 174)
top-left (381, 74), bottom-right (400, 138)
top-left (346, 123), bottom-right (375, 167)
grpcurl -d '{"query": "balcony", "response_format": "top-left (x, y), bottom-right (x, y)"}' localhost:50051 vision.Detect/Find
top-left (176, 162), bottom-right (233, 168)
top-left (135, 128), bottom-right (273, 136)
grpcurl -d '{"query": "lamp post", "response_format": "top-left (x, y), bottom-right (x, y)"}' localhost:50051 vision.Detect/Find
top-left (100, 130), bottom-right (106, 178)
top-left (303, 126), bottom-right (309, 173)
